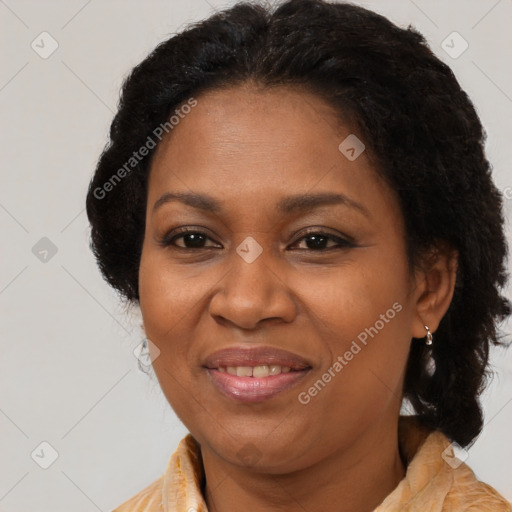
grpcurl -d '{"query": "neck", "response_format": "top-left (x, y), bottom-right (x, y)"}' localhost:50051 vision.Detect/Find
top-left (201, 418), bottom-right (405, 512)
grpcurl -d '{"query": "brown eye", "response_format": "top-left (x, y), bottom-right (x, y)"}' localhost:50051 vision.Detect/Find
top-left (160, 229), bottom-right (222, 249)
top-left (301, 234), bottom-right (331, 250)
top-left (291, 232), bottom-right (355, 251)
top-left (174, 232), bottom-right (208, 248)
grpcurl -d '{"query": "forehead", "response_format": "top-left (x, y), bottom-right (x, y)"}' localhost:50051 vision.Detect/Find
top-left (147, 84), bottom-right (396, 219)
top-left (150, 84), bottom-right (346, 176)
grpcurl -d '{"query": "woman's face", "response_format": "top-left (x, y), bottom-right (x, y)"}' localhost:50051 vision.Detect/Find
top-left (139, 83), bottom-right (424, 473)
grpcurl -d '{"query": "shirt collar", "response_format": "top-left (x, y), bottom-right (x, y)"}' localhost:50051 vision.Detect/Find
top-left (159, 416), bottom-right (509, 511)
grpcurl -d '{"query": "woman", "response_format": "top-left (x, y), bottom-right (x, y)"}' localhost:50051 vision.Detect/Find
top-left (86, 0), bottom-right (511, 510)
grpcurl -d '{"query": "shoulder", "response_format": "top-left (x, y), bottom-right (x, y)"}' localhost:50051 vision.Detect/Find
top-left (110, 434), bottom-right (204, 512)
top-left (378, 417), bottom-right (511, 511)
top-left (111, 476), bottom-right (164, 512)
top-left (441, 459), bottom-right (511, 512)
top-left (423, 430), bottom-right (510, 511)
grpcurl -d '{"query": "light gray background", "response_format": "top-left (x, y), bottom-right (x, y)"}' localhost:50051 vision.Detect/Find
top-left (1, 1), bottom-right (511, 510)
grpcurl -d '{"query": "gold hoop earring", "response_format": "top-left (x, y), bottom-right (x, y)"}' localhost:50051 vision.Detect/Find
top-left (424, 325), bottom-right (433, 346)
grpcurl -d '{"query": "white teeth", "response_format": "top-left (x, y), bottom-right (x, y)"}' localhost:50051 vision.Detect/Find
top-left (269, 365), bottom-right (281, 375)
top-left (218, 365), bottom-right (293, 377)
top-left (252, 365), bottom-right (270, 378)
top-left (236, 366), bottom-right (253, 377)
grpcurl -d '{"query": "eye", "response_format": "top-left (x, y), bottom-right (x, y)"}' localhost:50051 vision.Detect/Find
top-left (289, 231), bottom-right (355, 251)
top-left (158, 228), bottom-right (354, 251)
top-left (159, 228), bottom-right (221, 249)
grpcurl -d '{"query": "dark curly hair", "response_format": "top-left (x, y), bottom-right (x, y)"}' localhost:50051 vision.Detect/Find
top-left (86, 0), bottom-right (510, 447)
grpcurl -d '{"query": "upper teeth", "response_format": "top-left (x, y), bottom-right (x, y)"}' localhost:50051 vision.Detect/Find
top-left (218, 365), bottom-right (292, 377)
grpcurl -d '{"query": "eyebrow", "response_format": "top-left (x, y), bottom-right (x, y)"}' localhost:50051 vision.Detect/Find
top-left (276, 192), bottom-right (369, 217)
top-left (152, 191), bottom-right (369, 218)
top-left (153, 192), bottom-right (221, 214)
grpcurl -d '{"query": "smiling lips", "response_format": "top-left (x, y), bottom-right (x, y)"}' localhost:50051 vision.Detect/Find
top-left (220, 364), bottom-right (292, 377)
top-left (204, 346), bottom-right (312, 402)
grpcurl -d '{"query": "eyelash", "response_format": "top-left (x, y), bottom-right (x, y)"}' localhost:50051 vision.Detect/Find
top-left (158, 227), bottom-right (356, 252)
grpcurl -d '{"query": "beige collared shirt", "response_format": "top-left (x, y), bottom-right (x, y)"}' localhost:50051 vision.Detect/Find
top-left (112, 417), bottom-right (510, 511)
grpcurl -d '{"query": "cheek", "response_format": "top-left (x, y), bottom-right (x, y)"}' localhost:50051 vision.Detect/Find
top-left (139, 248), bottom-right (214, 333)
top-left (294, 253), bottom-right (412, 406)
top-left (296, 252), bottom-right (410, 342)
top-left (138, 247), bottom-right (232, 392)
top-left (138, 250), bottom-right (208, 421)
top-left (138, 250), bottom-right (200, 381)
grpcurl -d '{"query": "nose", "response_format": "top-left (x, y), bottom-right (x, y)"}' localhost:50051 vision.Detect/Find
top-left (208, 245), bottom-right (297, 330)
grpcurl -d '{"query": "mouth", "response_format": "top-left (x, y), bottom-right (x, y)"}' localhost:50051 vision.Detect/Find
top-left (217, 364), bottom-right (295, 377)
top-left (203, 346), bottom-right (312, 403)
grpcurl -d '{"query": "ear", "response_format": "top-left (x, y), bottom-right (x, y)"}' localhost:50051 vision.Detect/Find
top-left (411, 243), bottom-right (458, 339)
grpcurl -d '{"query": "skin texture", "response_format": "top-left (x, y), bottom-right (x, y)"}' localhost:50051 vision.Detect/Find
top-left (138, 83), bottom-right (458, 512)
